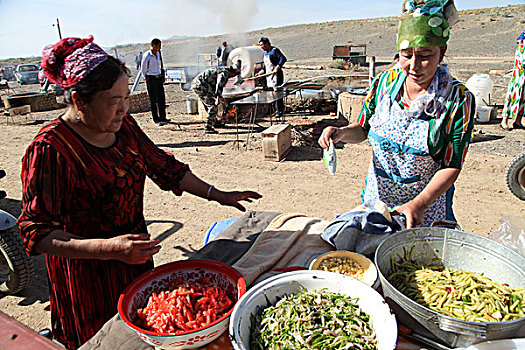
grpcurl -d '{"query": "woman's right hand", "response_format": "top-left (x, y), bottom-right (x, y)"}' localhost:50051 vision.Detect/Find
top-left (105, 233), bottom-right (160, 265)
top-left (318, 126), bottom-right (340, 149)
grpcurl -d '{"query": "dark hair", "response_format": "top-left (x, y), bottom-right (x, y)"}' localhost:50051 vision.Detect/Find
top-left (222, 41), bottom-right (227, 46)
top-left (151, 38), bottom-right (161, 46)
top-left (393, 53), bottom-right (400, 61)
top-left (64, 56), bottom-right (130, 104)
top-left (259, 37), bottom-right (270, 45)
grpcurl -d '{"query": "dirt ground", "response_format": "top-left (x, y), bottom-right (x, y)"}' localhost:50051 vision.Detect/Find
top-left (0, 4), bottom-right (524, 337)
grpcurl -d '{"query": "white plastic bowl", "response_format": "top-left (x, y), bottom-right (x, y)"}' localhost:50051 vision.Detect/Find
top-left (229, 270), bottom-right (397, 350)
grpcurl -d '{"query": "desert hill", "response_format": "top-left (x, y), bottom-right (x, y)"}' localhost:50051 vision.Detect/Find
top-left (119, 5), bottom-right (525, 69)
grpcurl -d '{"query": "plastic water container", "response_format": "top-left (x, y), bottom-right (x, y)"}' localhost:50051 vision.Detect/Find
top-left (476, 106), bottom-right (492, 123)
top-left (227, 46), bottom-right (264, 79)
top-left (186, 98), bottom-right (198, 114)
top-left (465, 74), bottom-right (494, 108)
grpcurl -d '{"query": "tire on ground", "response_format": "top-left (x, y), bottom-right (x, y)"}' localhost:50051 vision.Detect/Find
top-left (0, 226), bottom-right (34, 294)
top-left (506, 152), bottom-right (525, 201)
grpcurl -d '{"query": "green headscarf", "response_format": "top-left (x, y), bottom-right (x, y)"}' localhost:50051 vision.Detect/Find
top-left (397, 0), bottom-right (457, 50)
top-left (397, 11), bottom-right (450, 50)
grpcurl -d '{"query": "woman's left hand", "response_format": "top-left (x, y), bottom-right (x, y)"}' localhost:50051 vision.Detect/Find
top-left (179, 172), bottom-right (262, 211)
top-left (394, 168), bottom-right (460, 229)
top-left (395, 200), bottom-right (426, 229)
top-left (217, 191), bottom-right (262, 211)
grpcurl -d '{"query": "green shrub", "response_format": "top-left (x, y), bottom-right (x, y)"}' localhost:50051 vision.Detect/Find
top-left (329, 59), bottom-right (347, 69)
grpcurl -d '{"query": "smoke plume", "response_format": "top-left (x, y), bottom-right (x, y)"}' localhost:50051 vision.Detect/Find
top-left (194, 0), bottom-right (259, 33)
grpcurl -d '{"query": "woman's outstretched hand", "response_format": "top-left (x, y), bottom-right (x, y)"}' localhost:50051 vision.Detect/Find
top-left (179, 172), bottom-right (262, 211)
top-left (106, 233), bottom-right (160, 264)
top-left (217, 191), bottom-right (262, 212)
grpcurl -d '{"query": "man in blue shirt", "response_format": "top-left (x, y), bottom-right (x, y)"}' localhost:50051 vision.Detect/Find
top-left (257, 37), bottom-right (287, 118)
top-left (135, 51), bottom-right (143, 70)
top-left (217, 41), bottom-right (234, 67)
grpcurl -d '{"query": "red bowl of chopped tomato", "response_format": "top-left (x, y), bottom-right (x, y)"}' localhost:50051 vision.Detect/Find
top-left (118, 259), bottom-right (246, 349)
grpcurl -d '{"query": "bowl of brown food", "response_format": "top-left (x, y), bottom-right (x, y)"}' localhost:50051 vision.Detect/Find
top-left (309, 250), bottom-right (379, 288)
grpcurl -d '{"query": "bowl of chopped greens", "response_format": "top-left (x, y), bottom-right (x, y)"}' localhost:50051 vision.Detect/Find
top-left (229, 270), bottom-right (397, 350)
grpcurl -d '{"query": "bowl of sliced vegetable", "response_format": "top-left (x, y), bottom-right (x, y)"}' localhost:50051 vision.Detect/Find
top-left (229, 270), bottom-right (397, 350)
top-left (375, 227), bottom-right (525, 348)
top-left (309, 250), bottom-right (379, 288)
top-left (118, 259), bottom-right (246, 349)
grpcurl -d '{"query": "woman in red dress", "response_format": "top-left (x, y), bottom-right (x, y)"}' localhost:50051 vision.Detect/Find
top-left (17, 36), bottom-right (261, 349)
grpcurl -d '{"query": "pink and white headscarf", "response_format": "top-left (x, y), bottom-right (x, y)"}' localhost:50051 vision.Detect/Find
top-left (41, 36), bottom-right (109, 89)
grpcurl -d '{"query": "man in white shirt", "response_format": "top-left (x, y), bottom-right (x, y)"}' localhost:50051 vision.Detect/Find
top-left (141, 38), bottom-right (168, 126)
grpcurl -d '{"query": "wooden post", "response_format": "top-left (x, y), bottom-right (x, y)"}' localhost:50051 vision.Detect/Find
top-left (235, 108), bottom-right (239, 150)
top-left (369, 56), bottom-right (376, 85)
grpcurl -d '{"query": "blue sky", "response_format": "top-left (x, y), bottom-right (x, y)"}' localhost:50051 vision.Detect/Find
top-left (0, 0), bottom-right (523, 60)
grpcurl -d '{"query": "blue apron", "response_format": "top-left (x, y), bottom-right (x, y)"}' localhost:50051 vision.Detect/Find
top-left (361, 77), bottom-right (447, 227)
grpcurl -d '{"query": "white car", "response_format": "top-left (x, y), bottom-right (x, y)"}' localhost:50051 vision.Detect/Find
top-left (14, 64), bottom-right (39, 85)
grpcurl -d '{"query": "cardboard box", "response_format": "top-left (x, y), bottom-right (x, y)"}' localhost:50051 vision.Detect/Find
top-left (262, 124), bottom-right (292, 161)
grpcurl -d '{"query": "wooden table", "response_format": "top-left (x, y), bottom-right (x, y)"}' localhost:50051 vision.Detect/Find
top-left (0, 311), bottom-right (63, 350)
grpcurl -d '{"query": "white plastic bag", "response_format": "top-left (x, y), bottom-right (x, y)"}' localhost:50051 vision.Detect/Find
top-left (322, 138), bottom-right (337, 175)
top-left (489, 216), bottom-right (525, 256)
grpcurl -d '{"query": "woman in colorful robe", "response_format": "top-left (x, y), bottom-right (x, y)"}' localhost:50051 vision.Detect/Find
top-left (501, 30), bottom-right (525, 131)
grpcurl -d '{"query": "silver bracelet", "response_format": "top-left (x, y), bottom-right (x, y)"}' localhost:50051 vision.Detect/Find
top-left (206, 185), bottom-right (214, 200)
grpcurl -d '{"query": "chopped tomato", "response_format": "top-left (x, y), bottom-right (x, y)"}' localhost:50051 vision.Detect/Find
top-left (136, 278), bottom-right (234, 335)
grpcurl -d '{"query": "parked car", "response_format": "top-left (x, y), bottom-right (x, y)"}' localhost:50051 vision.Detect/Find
top-left (14, 64), bottom-right (39, 85)
top-left (1, 66), bottom-right (16, 81)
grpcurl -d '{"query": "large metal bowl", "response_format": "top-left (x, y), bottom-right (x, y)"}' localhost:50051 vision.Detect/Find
top-left (375, 227), bottom-right (525, 348)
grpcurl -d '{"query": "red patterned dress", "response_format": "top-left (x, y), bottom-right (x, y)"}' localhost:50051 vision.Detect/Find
top-left (18, 115), bottom-right (189, 349)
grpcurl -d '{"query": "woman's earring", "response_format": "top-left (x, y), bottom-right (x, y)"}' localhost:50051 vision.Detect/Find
top-left (75, 114), bottom-right (81, 122)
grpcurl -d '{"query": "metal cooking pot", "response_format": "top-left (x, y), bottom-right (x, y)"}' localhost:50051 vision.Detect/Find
top-left (375, 227), bottom-right (525, 348)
